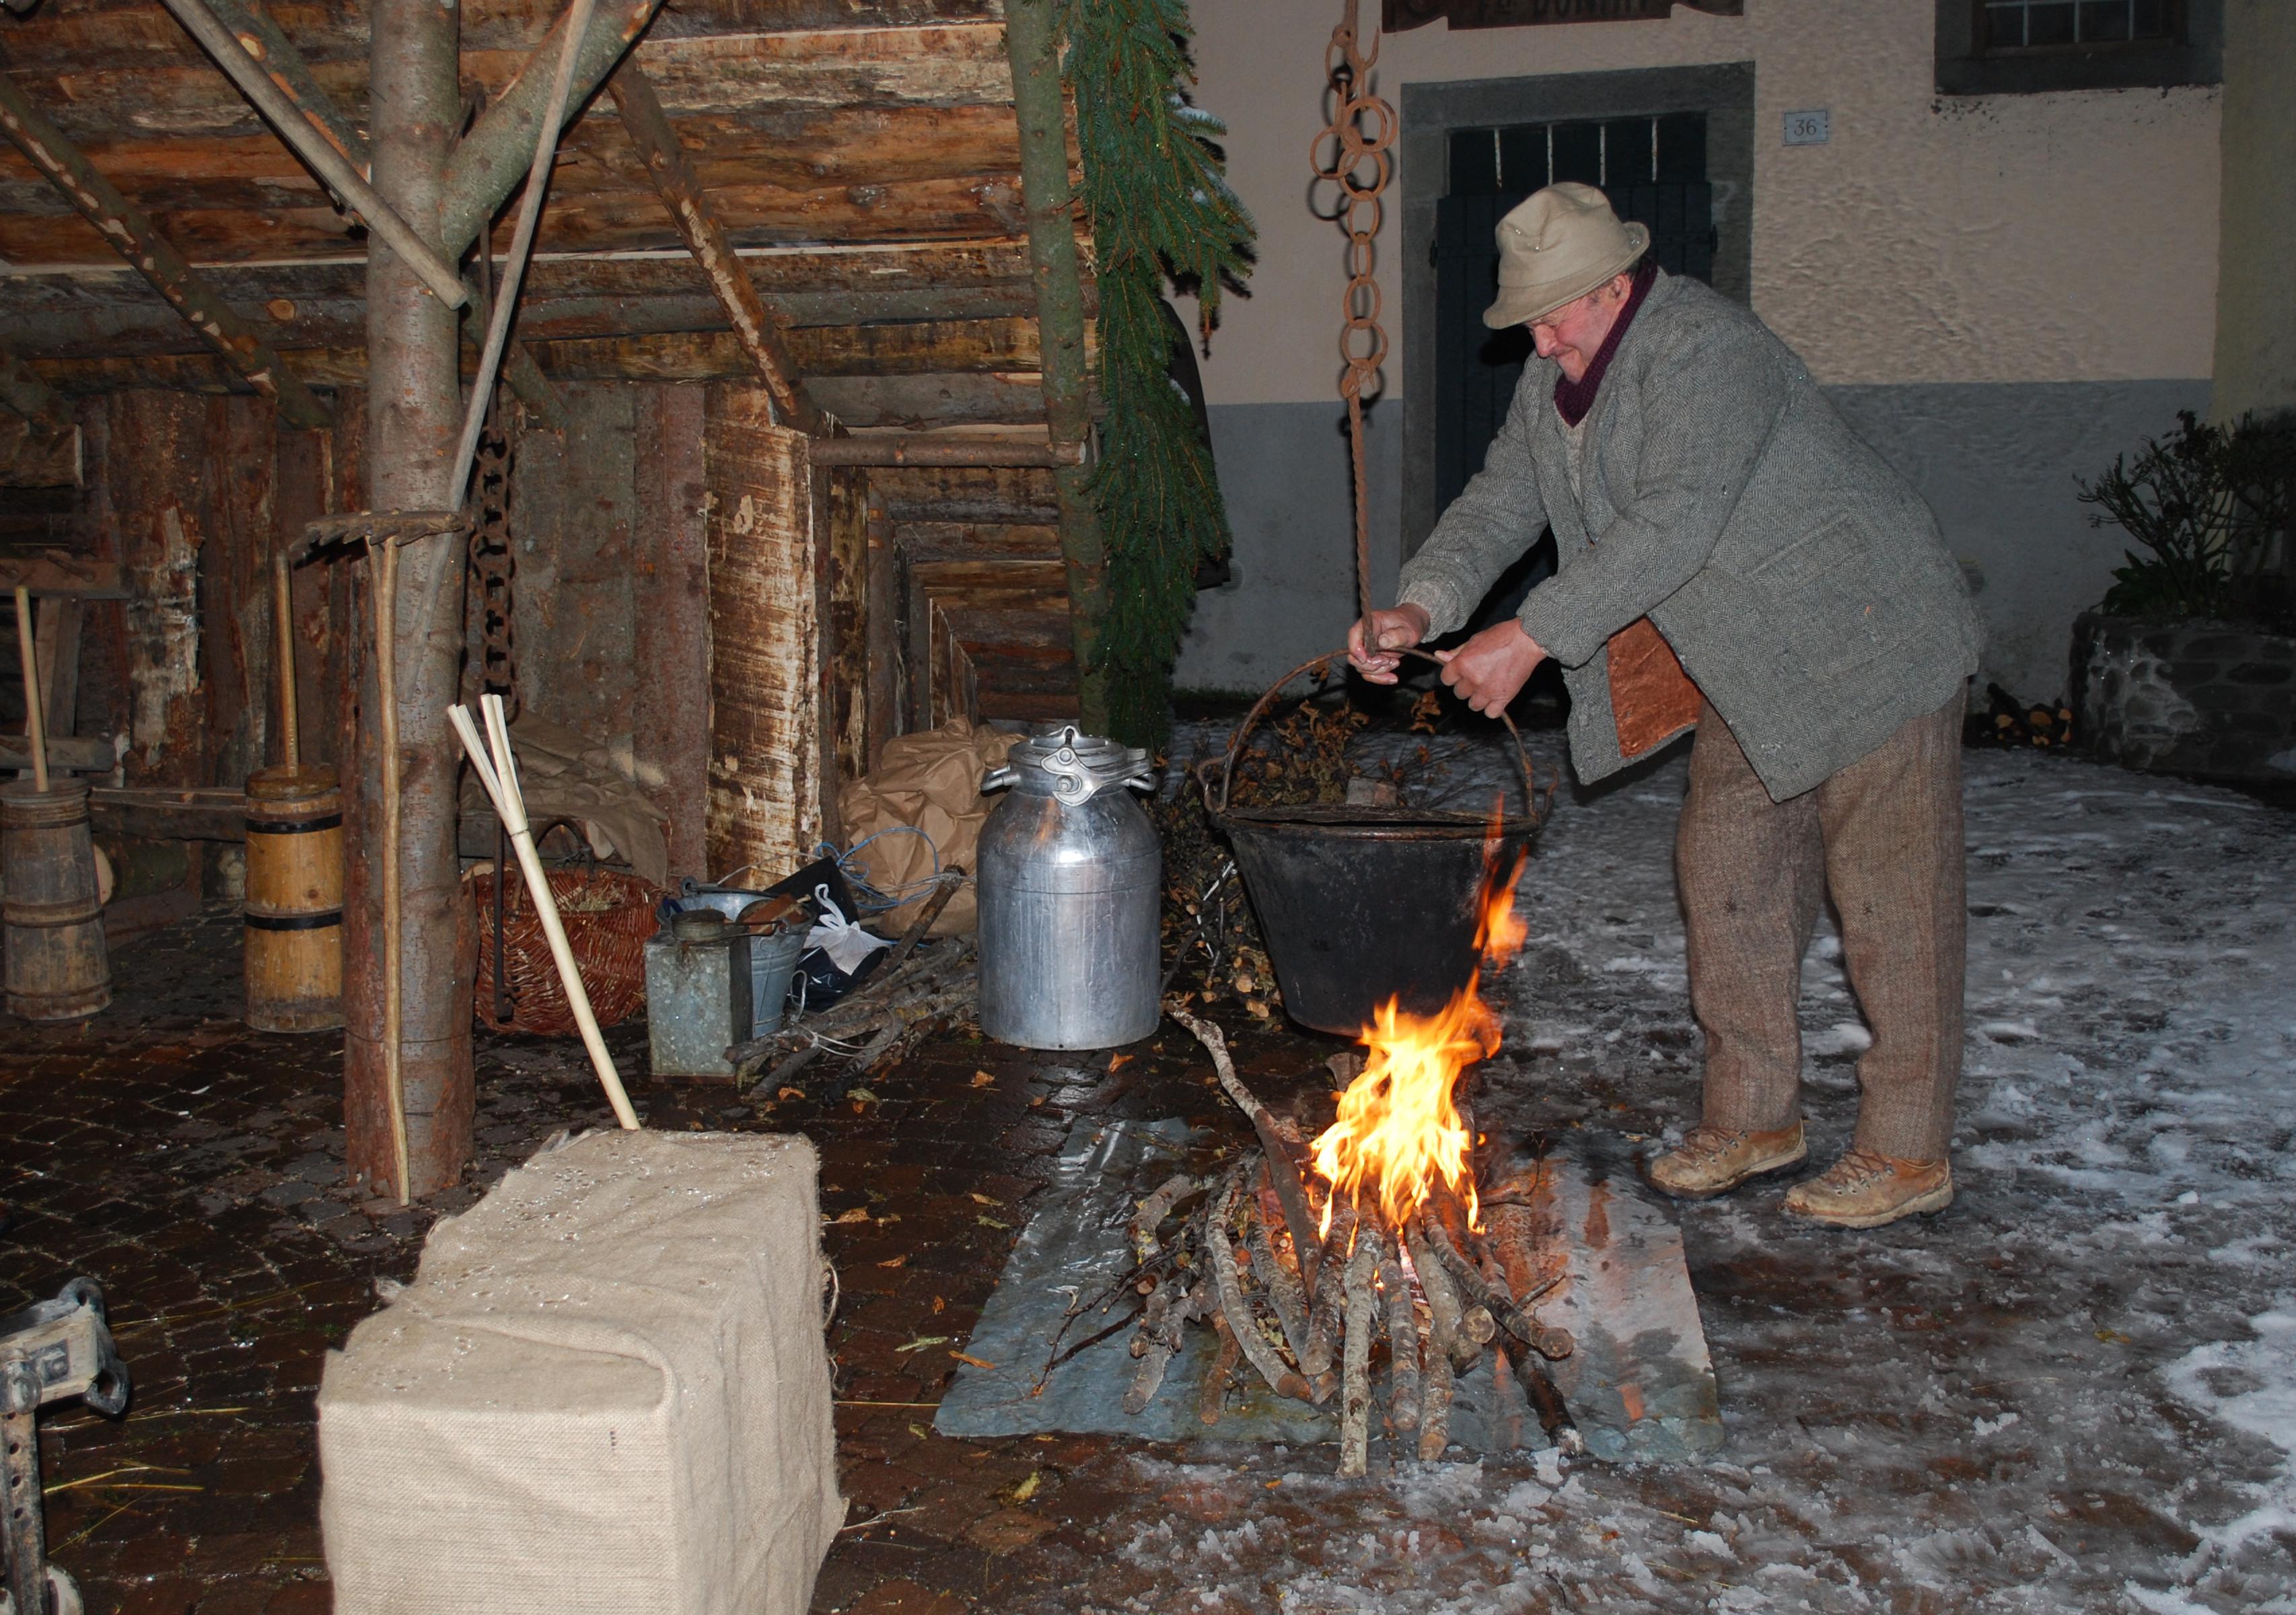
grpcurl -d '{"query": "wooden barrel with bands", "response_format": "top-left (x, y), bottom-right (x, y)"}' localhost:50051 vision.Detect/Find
top-left (244, 762), bottom-right (345, 1032)
top-left (2, 778), bottom-right (112, 1022)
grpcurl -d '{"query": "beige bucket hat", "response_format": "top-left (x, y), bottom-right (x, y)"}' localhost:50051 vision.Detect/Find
top-left (1483, 182), bottom-right (1651, 329)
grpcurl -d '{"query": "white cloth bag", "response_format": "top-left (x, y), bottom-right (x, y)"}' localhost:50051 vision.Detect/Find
top-left (318, 1130), bottom-right (842, 1614)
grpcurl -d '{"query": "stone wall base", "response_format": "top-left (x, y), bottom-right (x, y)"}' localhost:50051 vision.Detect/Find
top-left (2071, 612), bottom-right (2296, 781)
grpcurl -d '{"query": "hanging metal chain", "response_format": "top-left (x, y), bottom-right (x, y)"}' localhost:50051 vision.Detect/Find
top-left (468, 428), bottom-right (517, 721)
top-left (1311, 0), bottom-right (1396, 624)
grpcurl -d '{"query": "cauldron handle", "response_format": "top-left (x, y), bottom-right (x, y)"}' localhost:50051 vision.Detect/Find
top-left (1211, 648), bottom-right (1542, 821)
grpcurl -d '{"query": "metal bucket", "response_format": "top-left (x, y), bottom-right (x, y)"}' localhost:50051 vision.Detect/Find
top-left (1206, 652), bottom-right (1543, 1036)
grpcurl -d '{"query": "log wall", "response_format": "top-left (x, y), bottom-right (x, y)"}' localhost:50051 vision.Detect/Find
top-left (703, 386), bottom-right (831, 882)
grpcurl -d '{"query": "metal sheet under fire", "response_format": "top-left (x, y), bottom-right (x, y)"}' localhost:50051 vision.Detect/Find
top-left (935, 1117), bottom-right (1723, 1462)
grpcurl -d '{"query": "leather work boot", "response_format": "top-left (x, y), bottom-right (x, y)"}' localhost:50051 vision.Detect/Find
top-left (1645, 1122), bottom-right (1807, 1200)
top-left (1783, 1149), bottom-right (1954, 1229)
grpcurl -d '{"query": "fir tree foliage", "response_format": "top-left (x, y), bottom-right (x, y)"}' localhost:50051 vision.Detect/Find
top-left (1059, 0), bottom-right (1256, 741)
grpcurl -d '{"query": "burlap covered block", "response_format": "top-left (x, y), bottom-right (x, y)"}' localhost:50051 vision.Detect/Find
top-left (318, 1130), bottom-right (842, 1614)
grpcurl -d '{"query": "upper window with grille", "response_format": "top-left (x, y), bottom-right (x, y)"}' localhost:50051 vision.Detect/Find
top-left (1937, 0), bottom-right (2221, 94)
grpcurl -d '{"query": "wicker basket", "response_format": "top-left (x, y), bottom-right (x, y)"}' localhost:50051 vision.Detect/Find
top-left (466, 863), bottom-right (662, 1036)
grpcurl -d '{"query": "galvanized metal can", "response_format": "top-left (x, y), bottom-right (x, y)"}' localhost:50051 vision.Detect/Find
top-left (977, 725), bottom-right (1161, 1050)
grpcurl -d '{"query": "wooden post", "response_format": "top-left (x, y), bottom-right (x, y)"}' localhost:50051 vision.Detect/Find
top-left (607, 63), bottom-right (827, 435)
top-left (1003, 0), bottom-right (1110, 734)
top-left (345, 0), bottom-right (474, 1203)
top-left (0, 72), bottom-right (332, 431)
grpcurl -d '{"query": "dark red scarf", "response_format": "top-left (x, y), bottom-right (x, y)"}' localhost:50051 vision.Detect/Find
top-left (1552, 258), bottom-right (1657, 427)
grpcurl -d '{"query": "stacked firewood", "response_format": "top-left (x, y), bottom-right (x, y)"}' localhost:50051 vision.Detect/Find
top-left (725, 875), bottom-right (976, 1091)
top-left (1127, 1015), bottom-right (1581, 1474)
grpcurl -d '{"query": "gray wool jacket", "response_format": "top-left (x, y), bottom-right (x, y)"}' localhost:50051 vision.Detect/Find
top-left (1398, 270), bottom-right (1982, 803)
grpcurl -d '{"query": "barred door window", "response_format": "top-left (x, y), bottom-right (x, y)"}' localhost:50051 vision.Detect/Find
top-left (1432, 112), bottom-right (1713, 522)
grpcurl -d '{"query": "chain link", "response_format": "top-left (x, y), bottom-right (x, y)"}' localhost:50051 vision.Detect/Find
top-left (1310, 0), bottom-right (1396, 624)
top-left (468, 427), bottom-right (518, 721)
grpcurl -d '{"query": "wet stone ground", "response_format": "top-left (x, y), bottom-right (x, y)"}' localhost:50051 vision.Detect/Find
top-left (3, 737), bottom-right (2292, 1614)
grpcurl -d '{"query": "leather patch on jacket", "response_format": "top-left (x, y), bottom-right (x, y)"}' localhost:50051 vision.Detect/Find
top-left (1608, 617), bottom-right (1702, 760)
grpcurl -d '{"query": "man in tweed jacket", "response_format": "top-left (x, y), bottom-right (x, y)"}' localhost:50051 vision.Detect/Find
top-left (1351, 184), bottom-right (1982, 1228)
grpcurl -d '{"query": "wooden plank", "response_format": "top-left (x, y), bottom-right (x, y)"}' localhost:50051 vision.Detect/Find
top-left (0, 551), bottom-right (127, 598)
top-left (0, 240), bottom-right (1040, 307)
top-left (871, 462), bottom-right (1058, 523)
top-left (824, 462), bottom-right (869, 784)
top-left (910, 556), bottom-right (1069, 614)
top-left (896, 519), bottom-right (1060, 561)
top-left (505, 384), bottom-right (641, 756)
top-left (703, 386), bottom-right (826, 883)
top-left (0, 419), bottom-right (81, 487)
top-left (0, 735), bottom-right (116, 772)
top-left (628, 25), bottom-right (1013, 114)
top-left (0, 0), bottom-right (1001, 71)
top-left (36, 596), bottom-right (84, 739)
top-left (87, 784), bottom-right (246, 840)
top-left (863, 492), bottom-right (898, 765)
top-left (631, 383), bottom-right (712, 880)
top-left (23, 317), bottom-right (1043, 386)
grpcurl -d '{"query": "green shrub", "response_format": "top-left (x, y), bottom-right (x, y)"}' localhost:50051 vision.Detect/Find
top-left (2078, 410), bottom-right (2295, 631)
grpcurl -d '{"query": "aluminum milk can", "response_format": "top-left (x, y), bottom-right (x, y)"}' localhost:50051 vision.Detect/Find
top-left (977, 725), bottom-right (1160, 1050)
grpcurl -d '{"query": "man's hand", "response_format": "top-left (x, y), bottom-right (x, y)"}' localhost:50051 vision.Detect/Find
top-left (1434, 620), bottom-right (1548, 716)
top-left (1347, 603), bottom-right (1433, 684)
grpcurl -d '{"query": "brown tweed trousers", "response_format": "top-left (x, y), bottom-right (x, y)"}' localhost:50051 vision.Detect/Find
top-left (1676, 695), bottom-right (1967, 1161)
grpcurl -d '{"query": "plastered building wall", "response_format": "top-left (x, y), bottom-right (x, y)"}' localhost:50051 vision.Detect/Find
top-left (1172, 0), bottom-right (2221, 709)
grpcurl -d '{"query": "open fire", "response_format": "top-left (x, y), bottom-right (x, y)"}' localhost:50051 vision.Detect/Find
top-left (1137, 828), bottom-right (1581, 1474)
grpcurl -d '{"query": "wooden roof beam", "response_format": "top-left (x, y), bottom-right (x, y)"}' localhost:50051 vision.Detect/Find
top-left (606, 61), bottom-right (826, 434)
top-left (0, 69), bottom-right (332, 429)
top-left (149, 0), bottom-right (569, 431)
top-left (159, 0), bottom-right (468, 308)
top-left (194, 0), bottom-right (367, 176)
top-left (441, 0), bottom-right (666, 262)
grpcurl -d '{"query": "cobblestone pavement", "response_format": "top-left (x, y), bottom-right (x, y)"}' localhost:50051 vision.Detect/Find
top-left (1, 903), bottom-right (1400, 1614)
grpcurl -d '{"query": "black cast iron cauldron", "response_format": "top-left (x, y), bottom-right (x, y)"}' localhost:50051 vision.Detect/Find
top-left (1205, 650), bottom-right (1546, 1036)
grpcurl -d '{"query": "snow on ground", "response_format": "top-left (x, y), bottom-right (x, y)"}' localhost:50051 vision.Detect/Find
top-left (1074, 733), bottom-right (2295, 1614)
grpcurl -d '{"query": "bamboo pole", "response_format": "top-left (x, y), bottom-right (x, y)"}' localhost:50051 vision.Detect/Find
top-left (371, 540), bottom-right (409, 1205)
top-left (273, 552), bottom-right (299, 767)
top-left (449, 0), bottom-right (596, 501)
top-left (450, 694), bottom-right (641, 1130)
top-left (13, 585), bottom-right (47, 793)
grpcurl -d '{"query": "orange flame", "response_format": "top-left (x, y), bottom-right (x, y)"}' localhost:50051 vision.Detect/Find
top-left (1311, 810), bottom-right (1528, 1235)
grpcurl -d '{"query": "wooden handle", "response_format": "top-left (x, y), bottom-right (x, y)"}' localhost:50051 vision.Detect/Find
top-left (273, 552), bottom-right (299, 768)
top-left (13, 585), bottom-right (46, 793)
top-left (373, 540), bottom-right (410, 1205)
top-left (450, 696), bottom-right (641, 1131)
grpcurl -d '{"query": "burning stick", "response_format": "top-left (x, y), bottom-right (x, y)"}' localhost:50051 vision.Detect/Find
top-left (1200, 1312), bottom-right (1242, 1427)
top-left (1206, 1166), bottom-right (1317, 1402)
top-left (1404, 1225), bottom-right (1463, 1461)
top-left (1245, 1163), bottom-right (1315, 1370)
top-left (1172, 1010), bottom-right (1325, 1289)
top-left (1337, 1224), bottom-right (1382, 1478)
top-left (1419, 1205), bottom-right (1563, 1359)
top-left (1379, 1241), bottom-right (1421, 1435)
